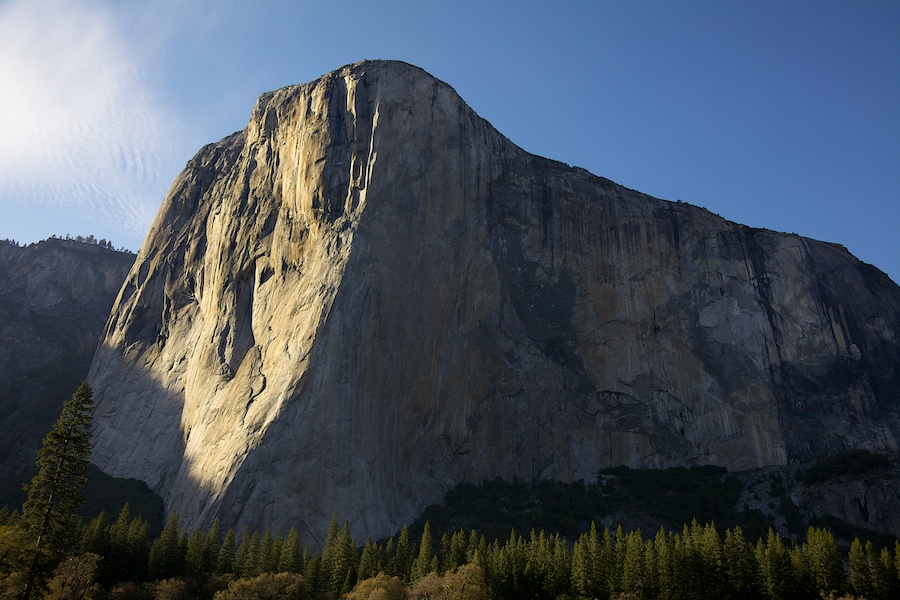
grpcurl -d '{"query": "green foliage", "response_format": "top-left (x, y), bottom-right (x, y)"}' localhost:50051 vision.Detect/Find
top-left (600, 465), bottom-right (743, 529)
top-left (279, 527), bottom-right (303, 574)
top-left (388, 524), bottom-right (413, 581)
top-left (217, 528), bottom-right (236, 574)
top-left (212, 572), bottom-right (309, 599)
top-left (810, 513), bottom-right (899, 548)
top-left (347, 572), bottom-right (407, 600)
top-left (410, 521), bottom-right (435, 581)
top-left (755, 529), bottom-right (795, 600)
top-left (43, 553), bottom-right (102, 599)
top-left (0, 523), bottom-right (39, 598)
top-left (148, 510), bottom-right (185, 580)
top-left (409, 564), bottom-right (488, 599)
top-left (21, 382), bottom-right (93, 556)
top-left (722, 526), bottom-right (759, 599)
top-left (0, 464), bottom-right (164, 538)
top-left (415, 467), bottom-right (747, 547)
top-left (104, 502), bottom-right (150, 584)
top-left (803, 526), bottom-right (844, 595)
top-left (77, 464), bottom-right (164, 536)
top-left (802, 449), bottom-right (893, 484)
top-left (6, 497), bottom-right (900, 600)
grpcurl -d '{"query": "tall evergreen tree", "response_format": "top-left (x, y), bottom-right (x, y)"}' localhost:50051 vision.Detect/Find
top-left (184, 529), bottom-right (207, 577)
top-left (256, 528), bottom-right (274, 575)
top-left (331, 521), bottom-right (358, 595)
top-left (619, 529), bottom-right (644, 597)
top-left (124, 513), bottom-right (150, 582)
top-left (204, 517), bottom-right (222, 574)
top-left (79, 512), bottom-right (109, 557)
top-left (319, 512), bottom-right (341, 593)
top-left (217, 528), bottom-right (236, 574)
top-left (722, 526), bottom-right (759, 600)
top-left (866, 541), bottom-right (894, 600)
top-left (148, 510), bottom-right (184, 580)
top-left (357, 537), bottom-right (379, 582)
top-left (279, 527), bottom-right (303, 574)
top-left (445, 529), bottom-right (468, 573)
top-left (803, 526), bottom-right (843, 595)
top-left (21, 382), bottom-right (94, 554)
top-left (848, 538), bottom-right (870, 598)
top-left (756, 529), bottom-right (795, 600)
top-left (391, 524), bottom-right (412, 581)
top-left (411, 521), bottom-right (436, 581)
top-left (20, 381), bottom-right (94, 599)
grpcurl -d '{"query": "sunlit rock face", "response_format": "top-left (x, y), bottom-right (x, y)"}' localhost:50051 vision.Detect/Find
top-left (88, 60), bottom-right (900, 546)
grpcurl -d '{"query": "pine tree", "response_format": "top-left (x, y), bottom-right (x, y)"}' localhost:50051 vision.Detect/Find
top-left (108, 504), bottom-right (132, 555)
top-left (331, 521), bottom-right (358, 594)
top-left (619, 529), bottom-right (644, 598)
top-left (654, 528), bottom-right (675, 599)
top-left (257, 528), bottom-right (274, 574)
top-left (391, 524), bottom-right (412, 581)
top-left (548, 533), bottom-right (571, 599)
top-left (756, 529), bottom-right (795, 600)
top-left (80, 512), bottom-right (109, 557)
top-left (642, 535), bottom-right (659, 600)
top-left (803, 526), bottom-right (843, 595)
top-left (882, 545), bottom-right (899, 600)
top-left (241, 529), bottom-right (262, 577)
top-left (100, 502), bottom-right (150, 583)
top-left (106, 504), bottom-right (133, 582)
top-left (722, 526), bottom-right (758, 600)
top-left (848, 538), bottom-right (870, 598)
top-left (895, 541), bottom-right (900, 596)
top-left (148, 510), bottom-right (184, 580)
top-left (866, 541), bottom-right (892, 600)
top-left (319, 512), bottom-right (341, 594)
top-left (357, 537), bottom-right (379, 582)
top-left (204, 518), bottom-right (222, 574)
top-left (446, 529), bottom-right (467, 573)
top-left (21, 382), bottom-right (94, 553)
top-left (123, 513), bottom-right (150, 582)
top-left (233, 525), bottom-right (254, 576)
top-left (411, 521), bottom-right (435, 581)
top-left (217, 528), bottom-right (236, 574)
top-left (185, 529), bottom-right (207, 577)
top-left (279, 527), bottom-right (302, 574)
top-left (20, 382), bottom-right (94, 599)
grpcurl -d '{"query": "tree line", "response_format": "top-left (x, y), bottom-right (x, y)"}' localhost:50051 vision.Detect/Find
top-left (0, 235), bottom-right (132, 252)
top-left (4, 504), bottom-right (900, 599)
top-left (2, 382), bottom-right (899, 599)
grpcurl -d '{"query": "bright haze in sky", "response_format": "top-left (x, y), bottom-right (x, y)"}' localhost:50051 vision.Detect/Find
top-left (0, 0), bottom-right (898, 283)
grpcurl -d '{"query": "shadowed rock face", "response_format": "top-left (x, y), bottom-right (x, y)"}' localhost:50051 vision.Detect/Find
top-left (0, 239), bottom-right (134, 477)
top-left (87, 60), bottom-right (900, 547)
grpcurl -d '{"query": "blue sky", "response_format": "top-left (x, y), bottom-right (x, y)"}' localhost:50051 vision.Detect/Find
top-left (1, 0), bottom-right (898, 283)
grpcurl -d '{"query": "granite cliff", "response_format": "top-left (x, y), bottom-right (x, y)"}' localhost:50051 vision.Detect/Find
top-left (0, 238), bottom-right (134, 478)
top-left (87, 61), bottom-right (900, 546)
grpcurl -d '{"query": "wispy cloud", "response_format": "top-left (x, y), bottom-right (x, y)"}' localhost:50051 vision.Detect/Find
top-left (0, 0), bottom-right (183, 245)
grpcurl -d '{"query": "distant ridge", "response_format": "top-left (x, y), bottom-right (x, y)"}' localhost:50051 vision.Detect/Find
top-left (0, 237), bottom-right (134, 477)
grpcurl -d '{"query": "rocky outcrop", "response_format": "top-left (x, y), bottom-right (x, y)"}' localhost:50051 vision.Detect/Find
top-left (87, 60), bottom-right (900, 547)
top-left (0, 239), bottom-right (134, 477)
top-left (734, 454), bottom-right (900, 541)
